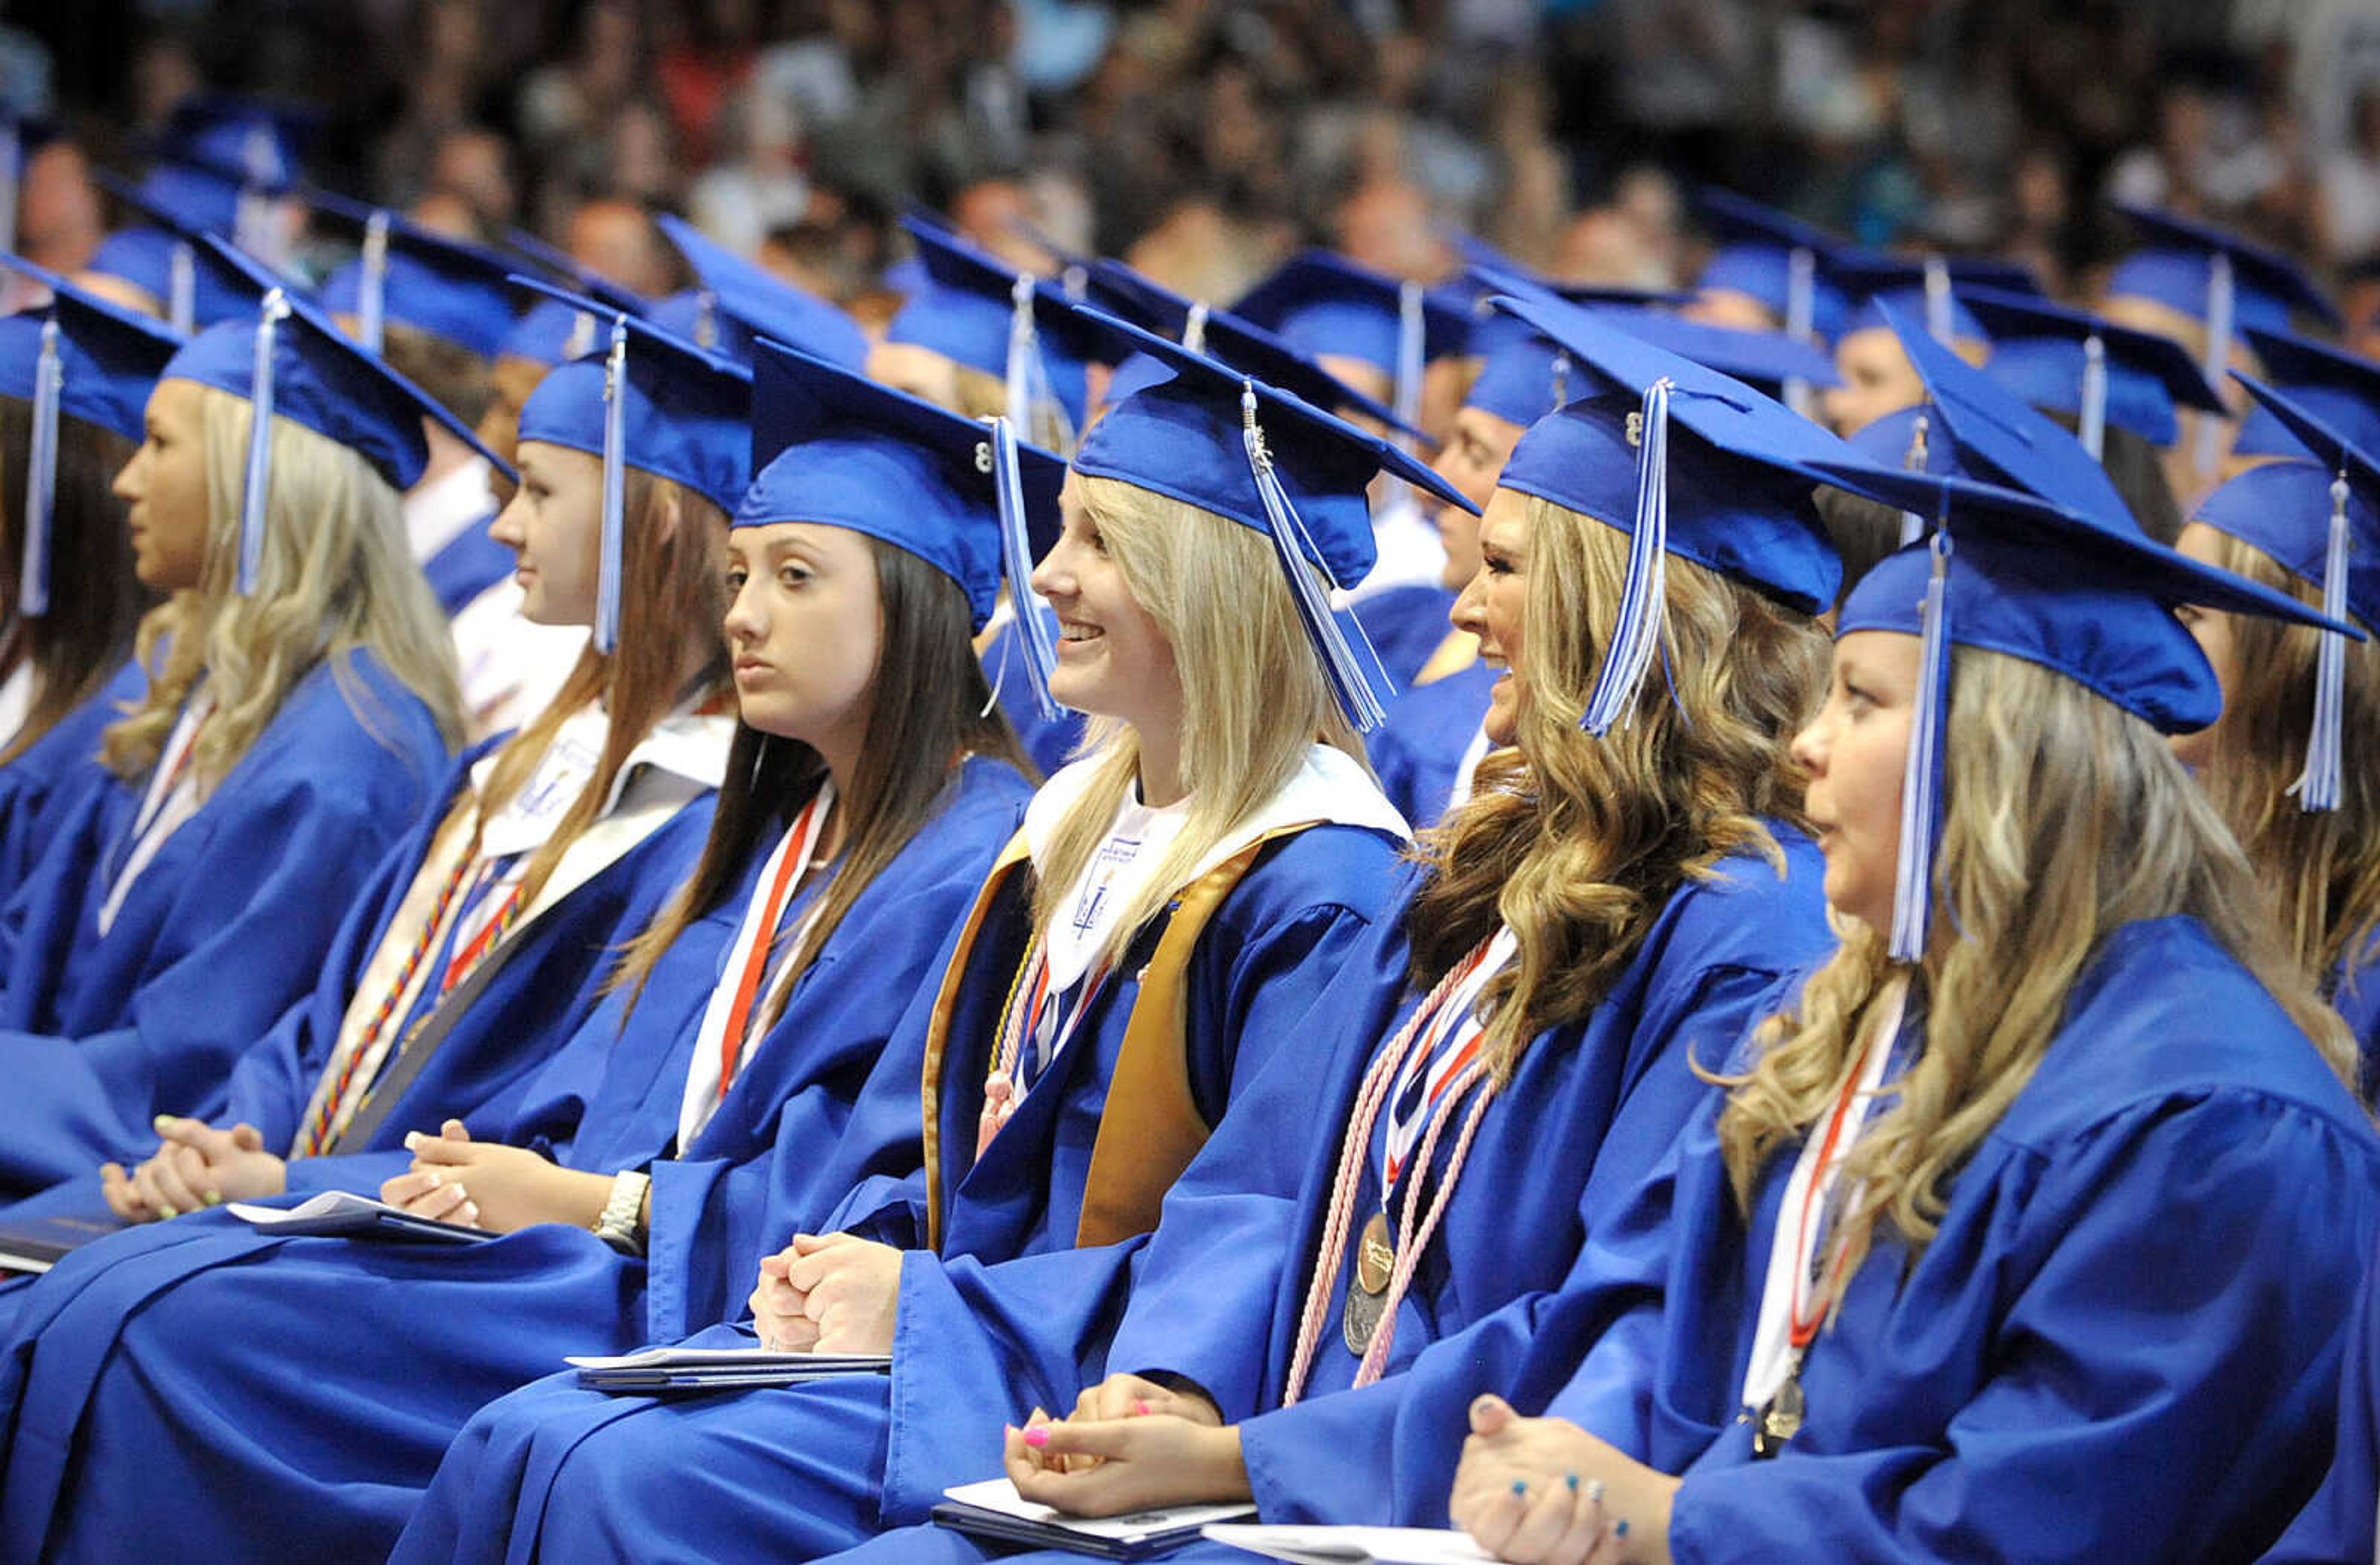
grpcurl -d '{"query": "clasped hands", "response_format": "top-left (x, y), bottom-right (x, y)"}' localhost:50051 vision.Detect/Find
top-left (100, 1114), bottom-right (284, 1220)
top-left (747, 1232), bottom-right (904, 1355)
top-left (379, 1119), bottom-right (612, 1233)
top-left (999, 1372), bottom-right (1248, 1517)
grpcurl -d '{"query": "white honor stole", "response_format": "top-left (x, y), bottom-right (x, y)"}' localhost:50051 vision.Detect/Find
top-left (97, 689), bottom-right (218, 937)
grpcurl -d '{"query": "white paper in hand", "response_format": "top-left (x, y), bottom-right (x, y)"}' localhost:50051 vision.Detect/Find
top-left (1199, 1524), bottom-right (1499, 1564)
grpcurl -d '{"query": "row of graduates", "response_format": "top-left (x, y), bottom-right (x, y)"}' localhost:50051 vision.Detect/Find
top-left (0, 146), bottom-right (2367, 1565)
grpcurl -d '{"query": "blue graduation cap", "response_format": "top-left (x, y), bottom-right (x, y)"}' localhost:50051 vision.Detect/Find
top-left (1871, 298), bottom-right (2132, 530)
top-left (1829, 251), bottom-right (1994, 349)
top-left (1075, 256), bottom-right (1408, 431)
top-left (2216, 375), bottom-right (2380, 813)
top-left (498, 294), bottom-right (610, 368)
top-left (656, 214), bottom-right (869, 373)
top-left (1484, 288), bottom-right (1849, 735)
top-left (0, 255), bottom-right (186, 615)
top-left (1067, 309), bottom-right (1479, 731)
top-left (134, 95), bottom-right (311, 258)
top-left (86, 167), bottom-right (289, 333)
top-left (1822, 457), bottom-right (2355, 959)
top-left (309, 190), bottom-right (523, 359)
top-left (509, 276), bottom-right (752, 653)
top-left (746, 338), bottom-right (1066, 667)
top-left (1692, 188), bottom-right (1852, 345)
top-left (1956, 284), bottom-right (2223, 453)
top-left (881, 218), bottom-right (1101, 451)
top-left (2229, 325), bottom-right (2380, 462)
top-left (162, 237), bottom-right (514, 597)
top-left (1227, 250), bottom-right (1470, 432)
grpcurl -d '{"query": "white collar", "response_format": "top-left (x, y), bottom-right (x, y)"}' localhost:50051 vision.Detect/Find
top-left (405, 457), bottom-right (497, 564)
top-left (472, 699), bottom-right (736, 859)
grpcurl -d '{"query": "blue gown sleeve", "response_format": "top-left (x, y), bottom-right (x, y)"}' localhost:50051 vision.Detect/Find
top-left (1667, 1095), bottom-right (2380, 1565)
top-left (2263, 1238), bottom-right (2380, 1563)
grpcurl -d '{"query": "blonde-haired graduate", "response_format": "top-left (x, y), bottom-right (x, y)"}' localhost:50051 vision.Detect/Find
top-left (2175, 379), bottom-right (2380, 1094)
top-left (0, 335), bottom-right (1045, 1563)
top-left (1442, 454), bottom-right (2380, 1564)
top-left (0, 239), bottom-right (462, 1202)
top-left (818, 286), bottom-right (1852, 1565)
top-left (388, 318), bottom-right (1447, 1565)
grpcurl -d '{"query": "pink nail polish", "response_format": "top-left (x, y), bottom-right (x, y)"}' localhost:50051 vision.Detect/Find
top-left (1022, 1427), bottom-right (1049, 1448)
top-left (1132, 1399), bottom-right (1150, 1416)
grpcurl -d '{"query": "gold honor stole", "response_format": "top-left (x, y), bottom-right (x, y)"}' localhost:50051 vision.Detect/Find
top-left (920, 821), bottom-right (1318, 1251)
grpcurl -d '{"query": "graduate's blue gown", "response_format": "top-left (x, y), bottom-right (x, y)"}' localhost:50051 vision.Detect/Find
top-left (0, 651), bottom-right (452, 1201)
top-left (2335, 943), bottom-right (2380, 1108)
top-left (823, 827), bottom-right (1836, 1565)
top-left (390, 819), bottom-right (1409, 1565)
top-left (0, 658), bottom-right (146, 900)
top-left (2264, 1237), bottom-right (2380, 1562)
top-left (1534, 915), bottom-right (2380, 1564)
top-left (1365, 661), bottom-right (1496, 830)
top-left (1351, 584), bottom-right (1458, 692)
top-left (422, 511), bottom-right (516, 617)
top-left (0, 757), bottom-right (1030, 1564)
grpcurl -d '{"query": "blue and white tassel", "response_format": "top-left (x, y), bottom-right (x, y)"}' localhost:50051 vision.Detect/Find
top-left (985, 415), bottom-right (1060, 720)
top-left (1240, 382), bottom-right (1391, 731)
top-left (1922, 255), bottom-right (1954, 345)
top-left (167, 240), bottom-right (196, 337)
top-left (19, 319), bottom-right (60, 617)
top-left (594, 314), bottom-right (629, 654)
top-left (1393, 281), bottom-right (1426, 437)
top-left (1782, 245), bottom-right (1817, 420)
top-left (1579, 379), bottom-right (1672, 736)
top-left (2194, 252), bottom-right (2234, 481)
top-left (1897, 410), bottom-right (1931, 547)
top-left (2077, 332), bottom-right (2108, 461)
top-left (237, 289), bottom-right (292, 595)
top-left (356, 208), bottom-right (391, 355)
top-left (1889, 519), bottom-right (1955, 962)
top-left (2291, 471), bottom-right (2352, 813)
top-left (1181, 300), bottom-right (1210, 356)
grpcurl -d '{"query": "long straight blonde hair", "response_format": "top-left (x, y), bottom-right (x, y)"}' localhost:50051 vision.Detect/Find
top-left (1409, 493), bottom-right (1828, 1071)
top-left (102, 386), bottom-right (464, 787)
top-left (2187, 527), bottom-right (2380, 996)
top-left (1029, 473), bottom-right (1368, 973)
top-left (1716, 650), bottom-right (2351, 1323)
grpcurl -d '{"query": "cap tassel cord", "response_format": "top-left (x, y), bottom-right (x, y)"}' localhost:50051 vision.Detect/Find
top-left (1922, 255), bottom-right (1954, 345)
top-left (1393, 281), bottom-right (1426, 438)
top-left (1897, 410), bottom-right (1931, 547)
top-left (1005, 272), bottom-right (1077, 459)
top-left (693, 290), bottom-right (719, 352)
top-left (1550, 350), bottom-right (1572, 412)
top-left (237, 289), bottom-right (292, 595)
top-left (987, 415), bottom-right (1061, 720)
top-left (1580, 379), bottom-right (1672, 736)
top-left (2078, 333), bottom-right (2108, 461)
top-left (2292, 472), bottom-right (2351, 813)
top-left (1240, 383), bottom-right (1391, 731)
top-left (2194, 252), bottom-right (2234, 480)
top-left (1889, 519), bottom-right (1954, 962)
top-left (1181, 300), bottom-right (1210, 356)
top-left (167, 242), bottom-right (196, 337)
top-left (594, 315), bottom-right (628, 654)
top-left (1783, 246), bottom-right (1817, 419)
top-left (356, 209), bottom-right (391, 355)
top-left (19, 319), bottom-right (60, 617)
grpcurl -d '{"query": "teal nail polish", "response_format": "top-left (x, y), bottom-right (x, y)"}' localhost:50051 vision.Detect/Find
top-left (1510, 1479), bottom-right (1528, 1497)
top-left (1566, 1473), bottom-right (1580, 1492)
top-left (1615, 1519), bottom-right (1631, 1540)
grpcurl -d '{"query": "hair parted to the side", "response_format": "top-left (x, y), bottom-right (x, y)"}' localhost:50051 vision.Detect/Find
top-left (2185, 527), bottom-right (2380, 998)
top-left (1409, 490), bottom-right (1828, 1074)
top-left (0, 402), bottom-right (156, 763)
top-left (612, 532), bottom-right (1036, 1025)
top-left (378, 322), bottom-right (495, 431)
top-left (101, 386), bottom-right (464, 788)
top-left (1030, 471), bottom-right (1370, 974)
top-left (1716, 646), bottom-right (2355, 1325)
top-left (459, 467), bottom-right (733, 917)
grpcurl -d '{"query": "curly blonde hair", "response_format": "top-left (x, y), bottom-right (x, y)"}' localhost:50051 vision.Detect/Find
top-left (101, 386), bottom-right (463, 787)
top-left (1716, 649), bottom-right (2353, 1323)
top-left (1408, 492), bottom-right (1829, 1073)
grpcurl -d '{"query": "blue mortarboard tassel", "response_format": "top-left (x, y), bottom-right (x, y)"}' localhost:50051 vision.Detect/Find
top-left (692, 291), bottom-right (718, 353)
top-left (1059, 263), bottom-right (1087, 303)
top-left (1238, 381), bottom-right (1393, 731)
top-left (19, 318), bottom-right (60, 617)
top-left (2078, 333), bottom-right (2109, 461)
top-left (1923, 256), bottom-right (1954, 346)
top-left (1579, 379), bottom-right (1673, 736)
top-left (1890, 518), bottom-right (1954, 962)
top-left (1181, 300), bottom-right (1210, 356)
top-left (986, 413), bottom-right (1061, 720)
top-left (1897, 411), bottom-right (1931, 548)
top-left (356, 208), bottom-right (391, 355)
top-left (232, 124), bottom-right (282, 268)
top-left (594, 314), bottom-right (629, 655)
top-left (168, 241), bottom-right (196, 338)
top-left (563, 308), bottom-right (596, 361)
top-left (1783, 247), bottom-right (1819, 419)
top-left (1003, 272), bottom-right (1075, 457)
top-left (1550, 351), bottom-right (1572, 408)
top-left (237, 289), bottom-right (292, 594)
top-left (2195, 252), bottom-right (2236, 480)
top-left (1393, 281), bottom-right (1426, 433)
top-left (2293, 470), bottom-right (2353, 813)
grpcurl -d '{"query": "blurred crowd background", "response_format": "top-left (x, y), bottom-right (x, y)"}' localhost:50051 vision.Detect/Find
top-left (6, 0), bottom-right (2380, 337)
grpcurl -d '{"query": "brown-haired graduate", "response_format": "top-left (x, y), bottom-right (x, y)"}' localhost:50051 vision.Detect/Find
top-left (388, 314), bottom-right (1440, 1564)
top-left (1438, 452), bottom-right (2380, 1563)
top-left (0, 263), bottom-right (170, 888)
top-left (807, 289), bottom-right (1851, 1565)
top-left (0, 333), bottom-right (1041, 1562)
top-left (0, 239), bottom-right (462, 1203)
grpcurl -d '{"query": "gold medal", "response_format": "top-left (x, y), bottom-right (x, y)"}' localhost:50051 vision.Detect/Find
top-left (1752, 1359), bottom-right (1805, 1460)
top-left (1344, 1212), bottom-right (1395, 1355)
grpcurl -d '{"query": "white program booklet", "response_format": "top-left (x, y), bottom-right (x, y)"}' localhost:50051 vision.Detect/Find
top-left (932, 1477), bottom-right (1258, 1558)
top-left (1199, 1524), bottom-right (1500, 1564)
top-left (564, 1344), bottom-right (891, 1391)
top-left (224, 1191), bottom-right (494, 1245)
